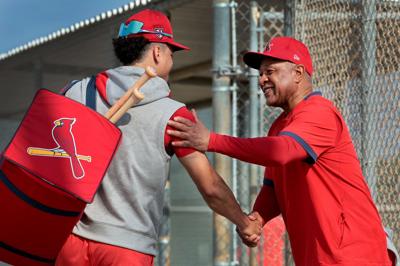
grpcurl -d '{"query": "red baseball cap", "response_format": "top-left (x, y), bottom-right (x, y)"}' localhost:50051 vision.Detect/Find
top-left (243, 37), bottom-right (313, 75)
top-left (118, 9), bottom-right (189, 51)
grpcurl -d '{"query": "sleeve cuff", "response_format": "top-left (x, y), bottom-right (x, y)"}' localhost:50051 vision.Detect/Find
top-left (263, 178), bottom-right (274, 187)
top-left (207, 132), bottom-right (218, 152)
top-left (279, 131), bottom-right (318, 164)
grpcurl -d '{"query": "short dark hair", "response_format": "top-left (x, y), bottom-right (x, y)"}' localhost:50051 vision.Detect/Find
top-left (112, 36), bottom-right (150, 65)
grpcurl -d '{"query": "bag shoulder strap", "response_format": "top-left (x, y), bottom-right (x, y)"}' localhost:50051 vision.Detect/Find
top-left (60, 76), bottom-right (97, 111)
top-left (59, 80), bottom-right (79, 95)
top-left (85, 76), bottom-right (97, 111)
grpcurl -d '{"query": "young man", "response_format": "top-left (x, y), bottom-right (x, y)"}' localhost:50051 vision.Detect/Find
top-left (56, 9), bottom-right (260, 266)
top-left (167, 37), bottom-right (395, 265)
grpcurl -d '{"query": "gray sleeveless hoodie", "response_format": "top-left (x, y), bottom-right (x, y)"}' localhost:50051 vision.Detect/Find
top-left (65, 66), bottom-right (184, 256)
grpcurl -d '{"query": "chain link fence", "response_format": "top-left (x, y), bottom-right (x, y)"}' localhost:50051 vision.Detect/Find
top-left (230, 0), bottom-right (399, 265)
top-left (153, 1), bottom-right (398, 265)
top-left (234, 1), bottom-right (288, 265)
top-left (234, 1), bottom-right (255, 264)
top-left (293, 0), bottom-right (400, 254)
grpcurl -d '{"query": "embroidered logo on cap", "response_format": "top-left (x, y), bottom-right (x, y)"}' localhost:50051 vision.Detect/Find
top-left (154, 27), bottom-right (166, 39)
top-left (266, 42), bottom-right (274, 52)
top-left (293, 54), bottom-right (300, 61)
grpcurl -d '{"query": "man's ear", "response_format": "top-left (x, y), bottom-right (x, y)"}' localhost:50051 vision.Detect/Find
top-left (294, 64), bottom-right (306, 83)
top-left (152, 44), bottom-right (161, 64)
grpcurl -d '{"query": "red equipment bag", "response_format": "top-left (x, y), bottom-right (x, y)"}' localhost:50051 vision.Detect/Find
top-left (0, 88), bottom-right (121, 265)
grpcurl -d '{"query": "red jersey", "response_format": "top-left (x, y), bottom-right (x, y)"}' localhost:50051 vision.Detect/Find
top-left (208, 92), bottom-right (390, 265)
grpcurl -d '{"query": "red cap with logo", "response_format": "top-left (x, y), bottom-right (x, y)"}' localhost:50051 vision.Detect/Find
top-left (243, 37), bottom-right (313, 75)
top-left (118, 9), bottom-right (189, 51)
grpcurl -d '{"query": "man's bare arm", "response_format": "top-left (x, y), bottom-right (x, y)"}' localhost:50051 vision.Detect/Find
top-left (178, 151), bottom-right (261, 239)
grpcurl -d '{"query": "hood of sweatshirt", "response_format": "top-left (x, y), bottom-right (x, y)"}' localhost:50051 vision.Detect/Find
top-left (105, 66), bottom-right (170, 107)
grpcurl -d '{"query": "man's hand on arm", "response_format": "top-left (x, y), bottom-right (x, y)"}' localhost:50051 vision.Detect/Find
top-left (167, 109), bottom-right (210, 152)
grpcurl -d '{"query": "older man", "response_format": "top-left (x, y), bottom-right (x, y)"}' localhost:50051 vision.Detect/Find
top-left (167, 37), bottom-right (394, 265)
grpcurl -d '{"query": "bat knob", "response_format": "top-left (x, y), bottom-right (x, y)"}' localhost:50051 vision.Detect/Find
top-left (145, 66), bottom-right (157, 78)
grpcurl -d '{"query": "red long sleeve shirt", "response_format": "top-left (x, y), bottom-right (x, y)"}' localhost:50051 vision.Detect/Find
top-left (208, 133), bottom-right (307, 167)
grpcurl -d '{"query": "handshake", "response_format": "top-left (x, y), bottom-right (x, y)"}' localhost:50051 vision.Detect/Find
top-left (236, 211), bottom-right (264, 247)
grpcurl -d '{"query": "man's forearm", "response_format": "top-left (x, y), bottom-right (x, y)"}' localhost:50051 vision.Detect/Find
top-left (202, 173), bottom-right (261, 238)
top-left (179, 152), bottom-right (253, 232)
top-left (203, 174), bottom-right (249, 229)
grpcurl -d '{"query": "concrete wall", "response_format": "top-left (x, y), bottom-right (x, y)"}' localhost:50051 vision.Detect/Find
top-left (0, 119), bottom-right (20, 151)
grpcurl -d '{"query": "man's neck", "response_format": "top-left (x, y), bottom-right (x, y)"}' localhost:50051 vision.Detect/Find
top-left (284, 86), bottom-right (313, 113)
top-left (134, 62), bottom-right (148, 69)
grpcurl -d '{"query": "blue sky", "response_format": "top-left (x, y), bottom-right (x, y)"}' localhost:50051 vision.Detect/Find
top-left (0, 0), bottom-right (135, 54)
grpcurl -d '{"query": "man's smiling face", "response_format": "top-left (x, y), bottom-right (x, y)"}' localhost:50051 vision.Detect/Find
top-left (258, 58), bottom-right (298, 110)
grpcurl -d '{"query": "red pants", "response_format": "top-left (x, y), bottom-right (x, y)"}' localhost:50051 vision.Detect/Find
top-left (56, 234), bottom-right (154, 266)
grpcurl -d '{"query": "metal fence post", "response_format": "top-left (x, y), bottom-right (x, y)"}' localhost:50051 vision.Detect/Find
top-left (249, 2), bottom-right (260, 266)
top-left (213, 1), bottom-right (232, 265)
top-left (229, 1), bottom-right (240, 265)
top-left (361, 0), bottom-right (377, 200)
top-left (284, 0), bottom-right (294, 36)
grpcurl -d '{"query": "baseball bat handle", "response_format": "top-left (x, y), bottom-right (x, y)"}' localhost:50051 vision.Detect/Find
top-left (105, 66), bottom-right (157, 123)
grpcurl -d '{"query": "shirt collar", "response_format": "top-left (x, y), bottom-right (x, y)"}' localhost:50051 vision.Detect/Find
top-left (304, 91), bottom-right (322, 100)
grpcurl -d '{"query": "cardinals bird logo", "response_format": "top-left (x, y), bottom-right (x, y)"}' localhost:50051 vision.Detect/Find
top-left (27, 118), bottom-right (91, 179)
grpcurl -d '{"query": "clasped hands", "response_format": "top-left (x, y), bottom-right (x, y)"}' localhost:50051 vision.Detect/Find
top-left (237, 211), bottom-right (264, 248)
